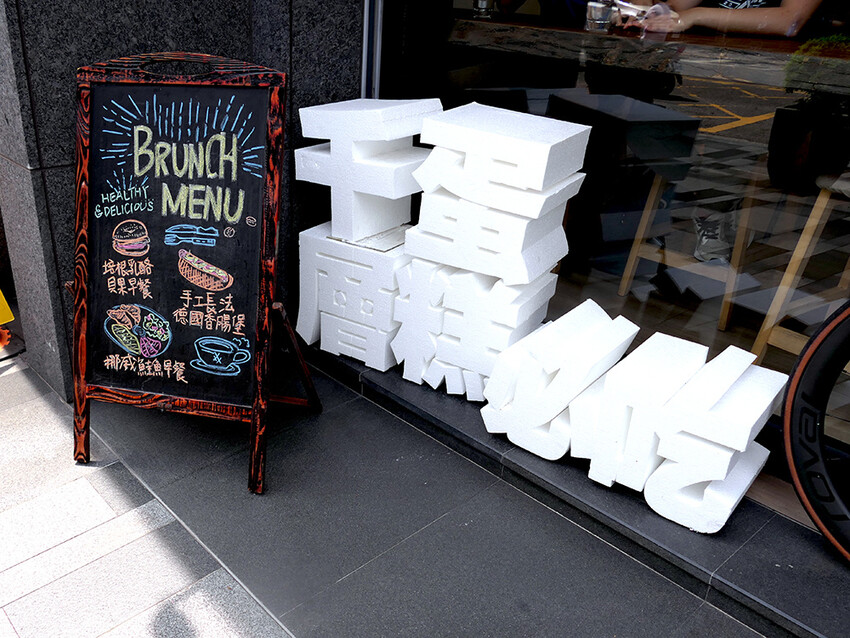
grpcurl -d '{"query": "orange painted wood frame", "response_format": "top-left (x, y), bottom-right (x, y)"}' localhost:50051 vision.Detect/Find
top-left (73, 52), bottom-right (291, 493)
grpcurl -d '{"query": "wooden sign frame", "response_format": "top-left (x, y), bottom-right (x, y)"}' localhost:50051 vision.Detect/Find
top-left (73, 52), bottom-right (308, 493)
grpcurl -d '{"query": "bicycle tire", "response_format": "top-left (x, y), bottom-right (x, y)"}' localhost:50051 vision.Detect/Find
top-left (783, 299), bottom-right (850, 562)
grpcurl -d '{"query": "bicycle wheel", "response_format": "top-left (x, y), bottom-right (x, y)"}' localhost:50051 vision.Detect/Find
top-left (784, 299), bottom-right (850, 562)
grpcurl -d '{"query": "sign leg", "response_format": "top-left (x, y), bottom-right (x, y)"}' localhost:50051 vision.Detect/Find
top-left (248, 408), bottom-right (267, 494)
top-left (74, 397), bottom-right (90, 462)
top-left (272, 301), bottom-right (322, 413)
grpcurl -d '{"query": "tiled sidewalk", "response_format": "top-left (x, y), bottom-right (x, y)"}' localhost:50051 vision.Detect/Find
top-left (1, 350), bottom-right (767, 637)
top-left (0, 357), bottom-right (290, 638)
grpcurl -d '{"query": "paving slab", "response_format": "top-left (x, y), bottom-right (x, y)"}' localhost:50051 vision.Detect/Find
top-left (0, 499), bottom-right (173, 607)
top-left (157, 397), bottom-right (498, 617)
top-left (0, 611), bottom-right (16, 638)
top-left (101, 569), bottom-right (292, 638)
top-left (0, 366), bottom-right (52, 411)
top-left (281, 480), bottom-right (705, 637)
top-left (673, 603), bottom-right (763, 637)
top-left (86, 461), bottom-right (158, 515)
top-left (712, 514), bottom-right (850, 638)
top-left (3, 522), bottom-right (218, 638)
top-left (0, 391), bottom-right (115, 513)
top-left (89, 400), bottom-right (252, 492)
top-left (0, 477), bottom-right (115, 572)
top-left (0, 355), bottom-right (287, 638)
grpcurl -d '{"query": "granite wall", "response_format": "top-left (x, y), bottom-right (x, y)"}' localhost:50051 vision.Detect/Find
top-left (0, 0), bottom-right (364, 399)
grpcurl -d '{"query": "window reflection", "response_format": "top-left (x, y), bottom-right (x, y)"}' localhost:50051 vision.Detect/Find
top-left (381, 0), bottom-right (850, 517)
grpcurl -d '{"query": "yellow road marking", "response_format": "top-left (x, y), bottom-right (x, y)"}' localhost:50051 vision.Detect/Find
top-left (700, 112), bottom-right (775, 134)
top-left (685, 78), bottom-right (789, 93)
top-left (707, 103), bottom-right (741, 118)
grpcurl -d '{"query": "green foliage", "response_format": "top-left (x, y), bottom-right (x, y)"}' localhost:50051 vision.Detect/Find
top-left (785, 35), bottom-right (850, 94)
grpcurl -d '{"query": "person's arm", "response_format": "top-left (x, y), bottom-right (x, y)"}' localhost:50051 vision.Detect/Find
top-left (666, 0), bottom-right (703, 9)
top-left (630, 0), bottom-right (701, 8)
top-left (644, 0), bottom-right (823, 36)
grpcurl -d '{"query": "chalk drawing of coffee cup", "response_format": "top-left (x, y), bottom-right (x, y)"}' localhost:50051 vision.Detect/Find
top-left (190, 336), bottom-right (251, 376)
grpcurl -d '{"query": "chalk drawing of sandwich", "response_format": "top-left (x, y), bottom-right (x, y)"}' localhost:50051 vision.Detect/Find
top-left (177, 249), bottom-right (233, 292)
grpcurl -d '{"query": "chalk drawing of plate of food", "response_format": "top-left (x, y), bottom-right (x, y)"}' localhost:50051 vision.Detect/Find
top-left (104, 304), bottom-right (172, 358)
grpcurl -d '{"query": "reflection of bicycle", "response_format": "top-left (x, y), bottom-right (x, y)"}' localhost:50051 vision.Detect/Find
top-left (784, 299), bottom-right (850, 562)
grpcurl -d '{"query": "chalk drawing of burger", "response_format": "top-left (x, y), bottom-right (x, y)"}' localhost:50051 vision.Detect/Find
top-left (112, 219), bottom-right (150, 257)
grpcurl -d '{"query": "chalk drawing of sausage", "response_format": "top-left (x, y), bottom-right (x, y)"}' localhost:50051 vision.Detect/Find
top-left (177, 249), bottom-right (233, 291)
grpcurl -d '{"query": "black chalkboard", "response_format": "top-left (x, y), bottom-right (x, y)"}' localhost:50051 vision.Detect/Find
top-left (87, 83), bottom-right (267, 406)
top-left (72, 53), bottom-right (315, 494)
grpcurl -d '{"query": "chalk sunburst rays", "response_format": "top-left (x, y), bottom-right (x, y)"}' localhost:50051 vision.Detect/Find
top-left (98, 92), bottom-right (265, 180)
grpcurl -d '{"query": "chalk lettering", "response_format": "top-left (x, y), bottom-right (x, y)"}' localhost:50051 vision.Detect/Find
top-left (101, 185), bottom-right (149, 204)
top-left (94, 199), bottom-right (155, 219)
top-left (133, 125), bottom-right (238, 181)
top-left (154, 142), bottom-right (170, 177)
top-left (188, 185), bottom-right (206, 219)
top-left (162, 183), bottom-right (189, 216)
top-left (205, 186), bottom-right (222, 222)
top-left (133, 125), bottom-right (154, 176)
top-left (223, 188), bottom-right (244, 224)
top-left (162, 182), bottom-right (244, 223)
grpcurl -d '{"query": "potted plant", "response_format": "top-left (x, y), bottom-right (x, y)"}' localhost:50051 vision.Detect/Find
top-left (768, 35), bottom-right (850, 193)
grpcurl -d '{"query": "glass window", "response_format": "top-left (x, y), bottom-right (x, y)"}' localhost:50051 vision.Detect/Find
top-left (377, 0), bottom-right (850, 522)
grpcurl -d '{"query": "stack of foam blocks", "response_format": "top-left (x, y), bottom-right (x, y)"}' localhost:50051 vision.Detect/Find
top-left (482, 299), bottom-right (788, 533)
top-left (296, 99), bottom-right (590, 398)
top-left (294, 98), bottom-right (785, 533)
top-left (295, 98), bottom-right (442, 370)
top-left (393, 103), bottom-right (590, 400)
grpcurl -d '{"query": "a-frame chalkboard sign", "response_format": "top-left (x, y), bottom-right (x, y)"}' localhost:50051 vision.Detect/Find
top-left (73, 52), bottom-right (317, 493)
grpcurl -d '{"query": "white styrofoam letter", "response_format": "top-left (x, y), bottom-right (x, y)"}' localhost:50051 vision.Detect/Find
top-left (296, 98), bottom-right (443, 241)
top-left (420, 102), bottom-right (590, 191)
top-left (589, 333), bottom-right (708, 488)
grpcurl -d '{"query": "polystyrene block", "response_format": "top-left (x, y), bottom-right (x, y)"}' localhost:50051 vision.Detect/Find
top-left (663, 346), bottom-right (757, 414)
top-left (413, 147), bottom-right (586, 219)
top-left (506, 412), bottom-right (571, 461)
top-left (437, 271), bottom-right (557, 377)
top-left (633, 348), bottom-right (784, 531)
top-left (480, 346), bottom-right (543, 435)
top-left (320, 313), bottom-right (398, 371)
top-left (296, 99), bottom-right (443, 242)
top-left (463, 369), bottom-right (487, 402)
top-left (334, 193), bottom-right (412, 243)
top-left (569, 376), bottom-right (605, 460)
top-left (422, 358), bottom-right (466, 395)
top-left (482, 330), bottom-right (545, 412)
top-left (405, 189), bottom-right (568, 285)
top-left (297, 222), bottom-right (411, 346)
top-left (589, 333), bottom-right (708, 488)
top-left (418, 190), bottom-right (565, 256)
top-left (390, 258), bottom-right (455, 384)
top-left (420, 103), bottom-right (590, 191)
top-left (481, 301), bottom-right (637, 439)
top-left (550, 409), bottom-right (572, 449)
top-left (413, 147), bottom-right (464, 194)
top-left (296, 141), bottom-right (427, 198)
top-left (644, 439), bottom-right (769, 534)
top-left (295, 140), bottom-right (429, 241)
top-left (669, 365), bottom-right (787, 452)
top-left (299, 98), bottom-right (443, 142)
top-left (420, 363), bottom-right (485, 402)
top-left (640, 347), bottom-right (787, 451)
